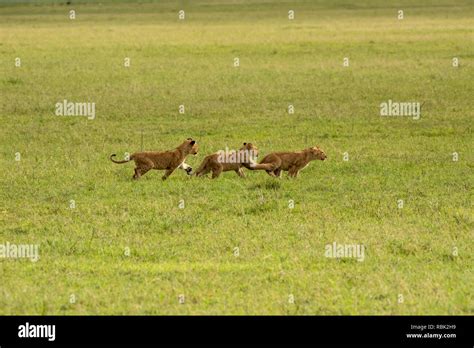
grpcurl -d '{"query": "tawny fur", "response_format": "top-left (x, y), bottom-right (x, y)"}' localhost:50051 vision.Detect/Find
top-left (195, 143), bottom-right (273, 179)
top-left (110, 138), bottom-right (199, 180)
top-left (259, 146), bottom-right (327, 178)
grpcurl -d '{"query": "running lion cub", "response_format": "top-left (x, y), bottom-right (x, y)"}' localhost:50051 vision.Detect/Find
top-left (110, 138), bottom-right (199, 180)
top-left (195, 142), bottom-right (272, 178)
top-left (259, 146), bottom-right (327, 178)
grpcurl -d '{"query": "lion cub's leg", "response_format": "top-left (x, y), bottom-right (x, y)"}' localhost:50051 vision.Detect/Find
top-left (162, 167), bottom-right (176, 180)
top-left (133, 166), bottom-right (152, 180)
top-left (133, 158), bottom-right (154, 180)
top-left (133, 168), bottom-right (140, 180)
top-left (136, 165), bottom-right (152, 179)
top-left (265, 163), bottom-right (280, 177)
top-left (195, 157), bottom-right (212, 177)
top-left (261, 155), bottom-right (281, 177)
top-left (196, 166), bottom-right (211, 177)
top-left (211, 164), bottom-right (223, 179)
top-left (288, 166), bottom-right (299, 178)
top-left (236, 168), bottom-right (245, 177)
top-left (266, 170), bottom-right (277, 177)
top-left (266, 170), bottom-right (275, 178)
top-left (288, 166), bottom-right (295, 178)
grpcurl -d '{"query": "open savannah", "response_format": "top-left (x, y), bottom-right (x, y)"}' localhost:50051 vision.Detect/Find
top-left (0, 0), bottom-right (472, 315)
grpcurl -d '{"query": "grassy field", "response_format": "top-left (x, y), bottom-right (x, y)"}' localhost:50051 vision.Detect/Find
top-left (0, 0), bottom-right (472, 315)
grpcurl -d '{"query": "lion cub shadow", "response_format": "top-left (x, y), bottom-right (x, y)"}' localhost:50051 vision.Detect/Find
top-left (248, 181), bottom-right (281, 190)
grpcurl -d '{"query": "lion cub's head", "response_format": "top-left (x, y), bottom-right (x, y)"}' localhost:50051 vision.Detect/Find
top-left (183, 138), bottom-right (199, 155)
top-left (308, 146), bottom-right (327, 161)
top-left (239, 142), bottom-right (259, 163)
top-left (240, 142), bottom-right (259, 157)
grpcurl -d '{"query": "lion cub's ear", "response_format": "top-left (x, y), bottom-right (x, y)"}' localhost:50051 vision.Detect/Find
top-left (190, 140), bottom-right (196, 145)
top-left (243, 142), bottom-right (247, 145)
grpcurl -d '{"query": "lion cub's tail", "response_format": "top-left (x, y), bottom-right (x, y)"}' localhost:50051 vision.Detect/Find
top-left (110, 154), bottom-right (133, 164)
top-left (243, 162), bottom-right (275, 171)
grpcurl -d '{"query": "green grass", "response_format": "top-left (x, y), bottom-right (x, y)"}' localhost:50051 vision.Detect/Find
top-left (0, 0), bottom-right (472, 315)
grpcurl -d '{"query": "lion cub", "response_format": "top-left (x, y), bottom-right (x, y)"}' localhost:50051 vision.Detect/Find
top-left (195, 142), bottom-right (272, 179)
top-left (259, 146), bottom-right (327, 178)
top-left (110, 138), bottom-right (199, 180)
